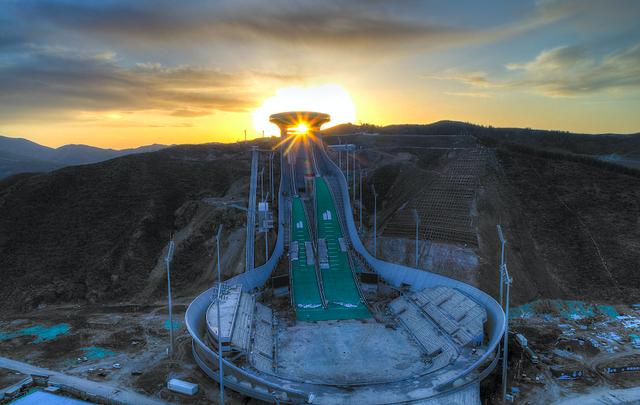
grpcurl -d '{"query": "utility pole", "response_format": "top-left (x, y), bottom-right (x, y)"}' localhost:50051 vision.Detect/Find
top-left (215, 224), bottom-right (225, 405)
top-left (497, 224), bottom-right (511, 402)
top-left (372, 184), bottom-right (378, 258)
top-left (164, 239), bottom-right (176, 358)
top-left (412, 209), bottom-right (420, 268)
top-left (244, 129), bottom-right (247, 143)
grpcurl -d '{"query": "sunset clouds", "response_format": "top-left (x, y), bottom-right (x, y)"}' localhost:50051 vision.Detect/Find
top-left (0, 0), bottom-right (639, 147)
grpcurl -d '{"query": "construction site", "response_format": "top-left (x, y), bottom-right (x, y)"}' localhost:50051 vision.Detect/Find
top-left (1, 115), bottom-right (640, 404)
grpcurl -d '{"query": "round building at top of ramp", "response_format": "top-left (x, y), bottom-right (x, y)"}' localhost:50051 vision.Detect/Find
top-left (269, 111), bottom-right (331, 135)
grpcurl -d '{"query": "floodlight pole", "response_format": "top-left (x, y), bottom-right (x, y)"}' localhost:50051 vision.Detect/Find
top-left (502, 268), bottom-right (512, 402)
top-left (264, 192), bottom-right (270, 264)
top-left (497, 224), bottom-right (511, 402)
top-left (372, 184), bottom-right (378, 258)
top-left (346, 148), bottom-right (350, 197)
top-left (412, 209), bottom-right (420, 268)
top-left (164, 240), bottom-right (175, 359)
top-left (352, 146), bottom-right (356, 203)
top-left (260, 167), bottom-right (264, 202)
top-left (359, 168), bottom-right (363, 232)
top-left (270, 152), bottom-right (274, 204)
top-left (215, 224), bottom-right (225, 405)
top-left (497, 225), bottom-right (506, 307)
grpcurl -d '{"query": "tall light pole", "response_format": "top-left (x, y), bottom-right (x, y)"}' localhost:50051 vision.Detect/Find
top-left (215, 224), bottom-right (225, 405)
top-left (352, 146), bottom-right (356, 203)
top-left (264, 192), bottom-right (270, 264)
top-left (503, 270), bottom-right (512, 402)
top-left (412, 209), bottom-right (420, 268)
top-left (270, 152), bottom-right (274, 204)
top-left (164, 239), bottom-right (176, 358)
top-left (497, 224), bottom-right (511, 402)
top-left (359, 168), bottom-right (363, 232)
top-left (372, 184), bottom-right (378, 258)
top-left (497, 225), bottom-right (506, 307)
top-left (345, 147), bottom-right (349, 197)
top-left (260, 167), bottom-right (264, 202)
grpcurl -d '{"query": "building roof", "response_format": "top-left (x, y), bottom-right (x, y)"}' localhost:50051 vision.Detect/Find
top-left (269, 111), bottom-right (330, 130)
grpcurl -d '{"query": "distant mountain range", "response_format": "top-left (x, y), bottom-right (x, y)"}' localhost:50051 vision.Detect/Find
top-left (0, 135), bottom-right (166, 179)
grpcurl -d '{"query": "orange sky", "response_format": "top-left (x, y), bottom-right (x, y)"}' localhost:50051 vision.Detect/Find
top-left (1, 1), bottom-right (639, 148)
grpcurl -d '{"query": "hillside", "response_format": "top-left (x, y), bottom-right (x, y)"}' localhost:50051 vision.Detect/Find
top-left (0, 143), bottom-right (250, 311)
top-left (324, 129), bottom-right (640, 305)
top-left (324, 121), bottom-right (640, 166)
top-left (1, 125), bottom-right (640, 312)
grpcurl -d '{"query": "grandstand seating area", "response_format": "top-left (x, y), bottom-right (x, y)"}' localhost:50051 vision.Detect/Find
top-left (250, 302), bottom-right (276, 373)
top-left (411, 287), bottom-right (486, 347)
top-left (389, 286), bottom-right (486, 368)
top-left (206, 284), bottom-right (244, 347)
top-left (231, 293), bottom-right (256, 352)
top-left (206, 285), bottom-right (278, 373)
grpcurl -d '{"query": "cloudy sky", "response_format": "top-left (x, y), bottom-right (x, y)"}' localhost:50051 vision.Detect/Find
top-left (1, 0), bottom-right (639, 148)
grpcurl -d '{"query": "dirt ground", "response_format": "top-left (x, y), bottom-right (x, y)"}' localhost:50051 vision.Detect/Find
top-left (480, 301), bottom-right (640, 404)
top-left (0, 299), bottom-right (265, 404)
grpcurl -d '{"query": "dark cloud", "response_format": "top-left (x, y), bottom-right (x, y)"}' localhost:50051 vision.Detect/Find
top-left (8, 0), bottom-right (506, 52)
top-left (0, 47), bottom-right (278, 119)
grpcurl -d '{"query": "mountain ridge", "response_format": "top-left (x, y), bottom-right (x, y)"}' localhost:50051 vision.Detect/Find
top-left (0, 135), bottom-right (166, 179)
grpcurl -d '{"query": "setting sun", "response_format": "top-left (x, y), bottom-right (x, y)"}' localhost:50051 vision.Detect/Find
top-left (292, 123), bottom-right (309, 134)
top-left (252, 84), bottom-right (356, 137)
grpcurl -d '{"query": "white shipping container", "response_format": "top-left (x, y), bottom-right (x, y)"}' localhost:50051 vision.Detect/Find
top-left (167, 378), bottom-right (199, 396)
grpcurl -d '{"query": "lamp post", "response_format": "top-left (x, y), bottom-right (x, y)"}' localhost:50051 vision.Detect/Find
top-left (371, 184), bottom-right (378, 258)
top-left (412, 209), bottom-right (420, 268)
top-left (215, 224), bottom-right (225, 405)
top-left (164, 240), bottom-right (176, 358)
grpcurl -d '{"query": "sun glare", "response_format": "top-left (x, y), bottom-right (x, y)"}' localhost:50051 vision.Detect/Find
top-left (292, 123), bottom-right (308, 134)
top-left (252, 84), bottom-right (356, 136)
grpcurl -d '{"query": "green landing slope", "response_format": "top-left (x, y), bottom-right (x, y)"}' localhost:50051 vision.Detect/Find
top-left (290, 196), bottom-right (325, 321)
top-left (313, 177), bottom-right (370, 320)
